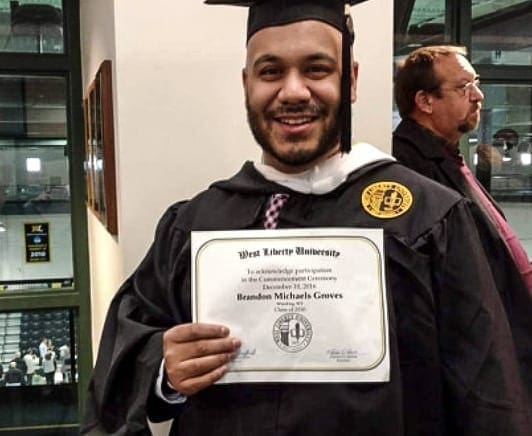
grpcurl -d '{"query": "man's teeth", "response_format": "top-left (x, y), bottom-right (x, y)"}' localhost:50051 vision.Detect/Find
top-left (279, 117), bottom-right (312, 125)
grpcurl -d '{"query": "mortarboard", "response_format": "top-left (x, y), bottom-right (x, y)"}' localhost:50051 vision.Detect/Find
top-left (204, 0), bottom-right (370, 153)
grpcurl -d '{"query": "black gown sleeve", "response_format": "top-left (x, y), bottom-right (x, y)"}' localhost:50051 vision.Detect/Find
top-left (427, 201), bottom-right (531, 434)
top-left (81, 203), bottom-right (190, 435)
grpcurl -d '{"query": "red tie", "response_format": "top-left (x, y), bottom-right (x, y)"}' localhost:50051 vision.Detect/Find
top-left (459, 160), bottom-right (532, 292)
top-left (264, 194), bottom-right (289, 229)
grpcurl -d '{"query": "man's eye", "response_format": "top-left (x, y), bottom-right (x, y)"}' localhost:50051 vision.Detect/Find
top-left (306, 65), bottom-right (331, 77)
top-left (259, 66), bottom-right (282, 78)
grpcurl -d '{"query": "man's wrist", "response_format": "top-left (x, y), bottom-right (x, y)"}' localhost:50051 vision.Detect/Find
top-left (155, 359), bottom-right (187, 404)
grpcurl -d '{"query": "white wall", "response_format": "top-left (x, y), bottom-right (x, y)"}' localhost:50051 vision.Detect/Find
top-left (353, 0), bottom-right (393, 149)
top-left (81, 0), bottom-right (393, 367)
top-left (113, 1), bottom-right (256, 276)
top-left (80, 0), bottom-right (123, 356)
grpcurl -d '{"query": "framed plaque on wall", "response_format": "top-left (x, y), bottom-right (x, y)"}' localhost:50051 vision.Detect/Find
top-left (83, 60), bottom-right (118, 235)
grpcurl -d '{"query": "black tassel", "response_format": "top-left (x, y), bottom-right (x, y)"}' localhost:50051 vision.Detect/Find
top-left (340, 6), bottom-right (353, 154)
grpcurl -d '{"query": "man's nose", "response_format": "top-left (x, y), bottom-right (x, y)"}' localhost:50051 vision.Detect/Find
top-left (278, 70), bottom-right (311, 103)
top-left (470, 82), bottom-right (484, 102)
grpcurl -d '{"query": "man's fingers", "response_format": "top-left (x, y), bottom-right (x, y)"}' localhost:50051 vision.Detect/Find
top-left (165, 336), bottom-right (241, 362)
top-left (169, 352), bottom-right (233, 382)
top-left (164, 323), bottom-right (229, 344)
top-left (166, 353), bottom-right (233, 396)
top-left (162, 323), bottom-right (241, 396)
top-left (168, 365), bottom-right (227, 396)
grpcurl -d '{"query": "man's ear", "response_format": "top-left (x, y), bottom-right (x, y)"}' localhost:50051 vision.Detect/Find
top-left (242, 67), bottom-right (248, 90)
top-left (350, 61), bottom-right (359, 103)
top-left (414, 90), bottom-right (433, 114)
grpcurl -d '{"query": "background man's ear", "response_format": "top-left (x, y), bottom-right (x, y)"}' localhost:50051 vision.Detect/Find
top-left (414, 90), bottom-right (433, 114)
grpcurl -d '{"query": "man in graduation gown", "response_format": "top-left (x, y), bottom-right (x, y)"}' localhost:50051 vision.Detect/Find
top-left (82, 2), bottom-right (532, 435)
top-left (393, 45), bottom-right (532, 291)
top-left (392, 45), bottom-right (532, 398)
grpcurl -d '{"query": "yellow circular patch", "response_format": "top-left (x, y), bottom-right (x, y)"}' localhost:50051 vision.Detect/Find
top-left (361, 181), bottom-right (413, 219)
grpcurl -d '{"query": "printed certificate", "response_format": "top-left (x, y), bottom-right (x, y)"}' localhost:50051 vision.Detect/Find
top-left (191, 228), bottom-right (389, 383)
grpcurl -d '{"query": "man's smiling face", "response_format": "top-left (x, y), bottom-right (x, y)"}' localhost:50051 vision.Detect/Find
top-left (243, 20), bottom-right (356, 173)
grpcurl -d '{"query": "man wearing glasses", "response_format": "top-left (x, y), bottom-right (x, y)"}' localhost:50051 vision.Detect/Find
top-left (393, 46), bottom-right (483, 155)
top-left (393, 45), bottom-right (532, 400)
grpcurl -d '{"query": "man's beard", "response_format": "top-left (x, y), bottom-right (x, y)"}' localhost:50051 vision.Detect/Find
top-left (246, 98), bottom-right (341, 167)
top-left (458, 105), bottom-right (481, 134)
top-left (458, 119), bottom-right (477, 134)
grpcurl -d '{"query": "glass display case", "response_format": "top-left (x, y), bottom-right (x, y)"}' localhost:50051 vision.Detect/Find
top-left (0, 308), bottom-right (78, 430)
top-left (0, 0), bottom-right (64, 54)
top-left (0, 74), bottom-right (73, 293)
top-left (0, 2), bottom-right (87, 433)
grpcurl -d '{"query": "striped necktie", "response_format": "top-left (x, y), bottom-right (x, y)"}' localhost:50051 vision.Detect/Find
top-left (264, 193), bottom-right (289, 229)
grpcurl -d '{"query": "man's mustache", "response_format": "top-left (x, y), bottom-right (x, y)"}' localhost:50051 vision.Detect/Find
top-left (267, 103), bottom-right (326, 118)
top-left (471, 103), bottom-right (481, 112)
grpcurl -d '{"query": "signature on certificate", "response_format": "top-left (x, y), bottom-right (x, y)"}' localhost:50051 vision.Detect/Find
top-left (326, 348), bottom-right (358, 361)
top-left (237, 348), bottom-right (257, 360)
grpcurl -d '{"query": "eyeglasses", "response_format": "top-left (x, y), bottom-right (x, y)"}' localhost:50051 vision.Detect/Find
top-left (439, 79), bottom-right (481, 97)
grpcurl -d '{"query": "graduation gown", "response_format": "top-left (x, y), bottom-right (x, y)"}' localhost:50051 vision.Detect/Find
top-left (82, 159), bottom-right (531, 436)
top-left (393, 117), bottom-right (532, 397)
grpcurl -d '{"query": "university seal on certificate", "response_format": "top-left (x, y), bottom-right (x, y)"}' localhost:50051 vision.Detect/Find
top-left (191, 228), bottom-right (390, 384)
top-left (273, 312), bottom-right (313, 352)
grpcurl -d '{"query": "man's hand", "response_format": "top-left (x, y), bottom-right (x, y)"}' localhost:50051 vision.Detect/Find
top-left (163, 323), bottom-right (241, 396)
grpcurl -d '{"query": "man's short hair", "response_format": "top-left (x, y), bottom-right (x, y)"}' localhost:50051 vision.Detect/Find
top-left (394, 45), bottom-right (467, 118)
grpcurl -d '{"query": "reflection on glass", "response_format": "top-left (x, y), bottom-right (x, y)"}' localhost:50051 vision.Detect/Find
top-left (395, 0), bottom-right (446, 55)
top-left (0, 308), bottom-right (78, 431)
top-left (0, 0), bottom-right (64, 54)
top-left (471, 0), bottom-right (532, 66)
top-left (466, 83), bottom-right (532, 254)
top-left (468, 83), bottom-right (532, 201)
top-left (88, 79), bottom-right (107, 217)
top-left (0, 75), bottom-right (67, 138)
top-left (0, 75), bottom-right (73, 293)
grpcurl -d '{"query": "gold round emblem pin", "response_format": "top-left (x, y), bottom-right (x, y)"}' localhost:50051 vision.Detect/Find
top-left (361, 181), bottom-right (413, 219)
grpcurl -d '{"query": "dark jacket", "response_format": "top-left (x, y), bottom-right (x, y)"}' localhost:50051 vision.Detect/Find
top-left (393, 117), bottom-right (532, 398)
top-left (4, 367), bottom-right (25, 386)
top-left (12, 356), bottom-right (27, 374)
top-left (392, 118), bottom-right (505, 214)
top-left (83, 160), bottom-right (532, 436)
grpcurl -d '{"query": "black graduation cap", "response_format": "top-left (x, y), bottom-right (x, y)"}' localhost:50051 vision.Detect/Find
top-left (204, 0), bottom-right (370, 153)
